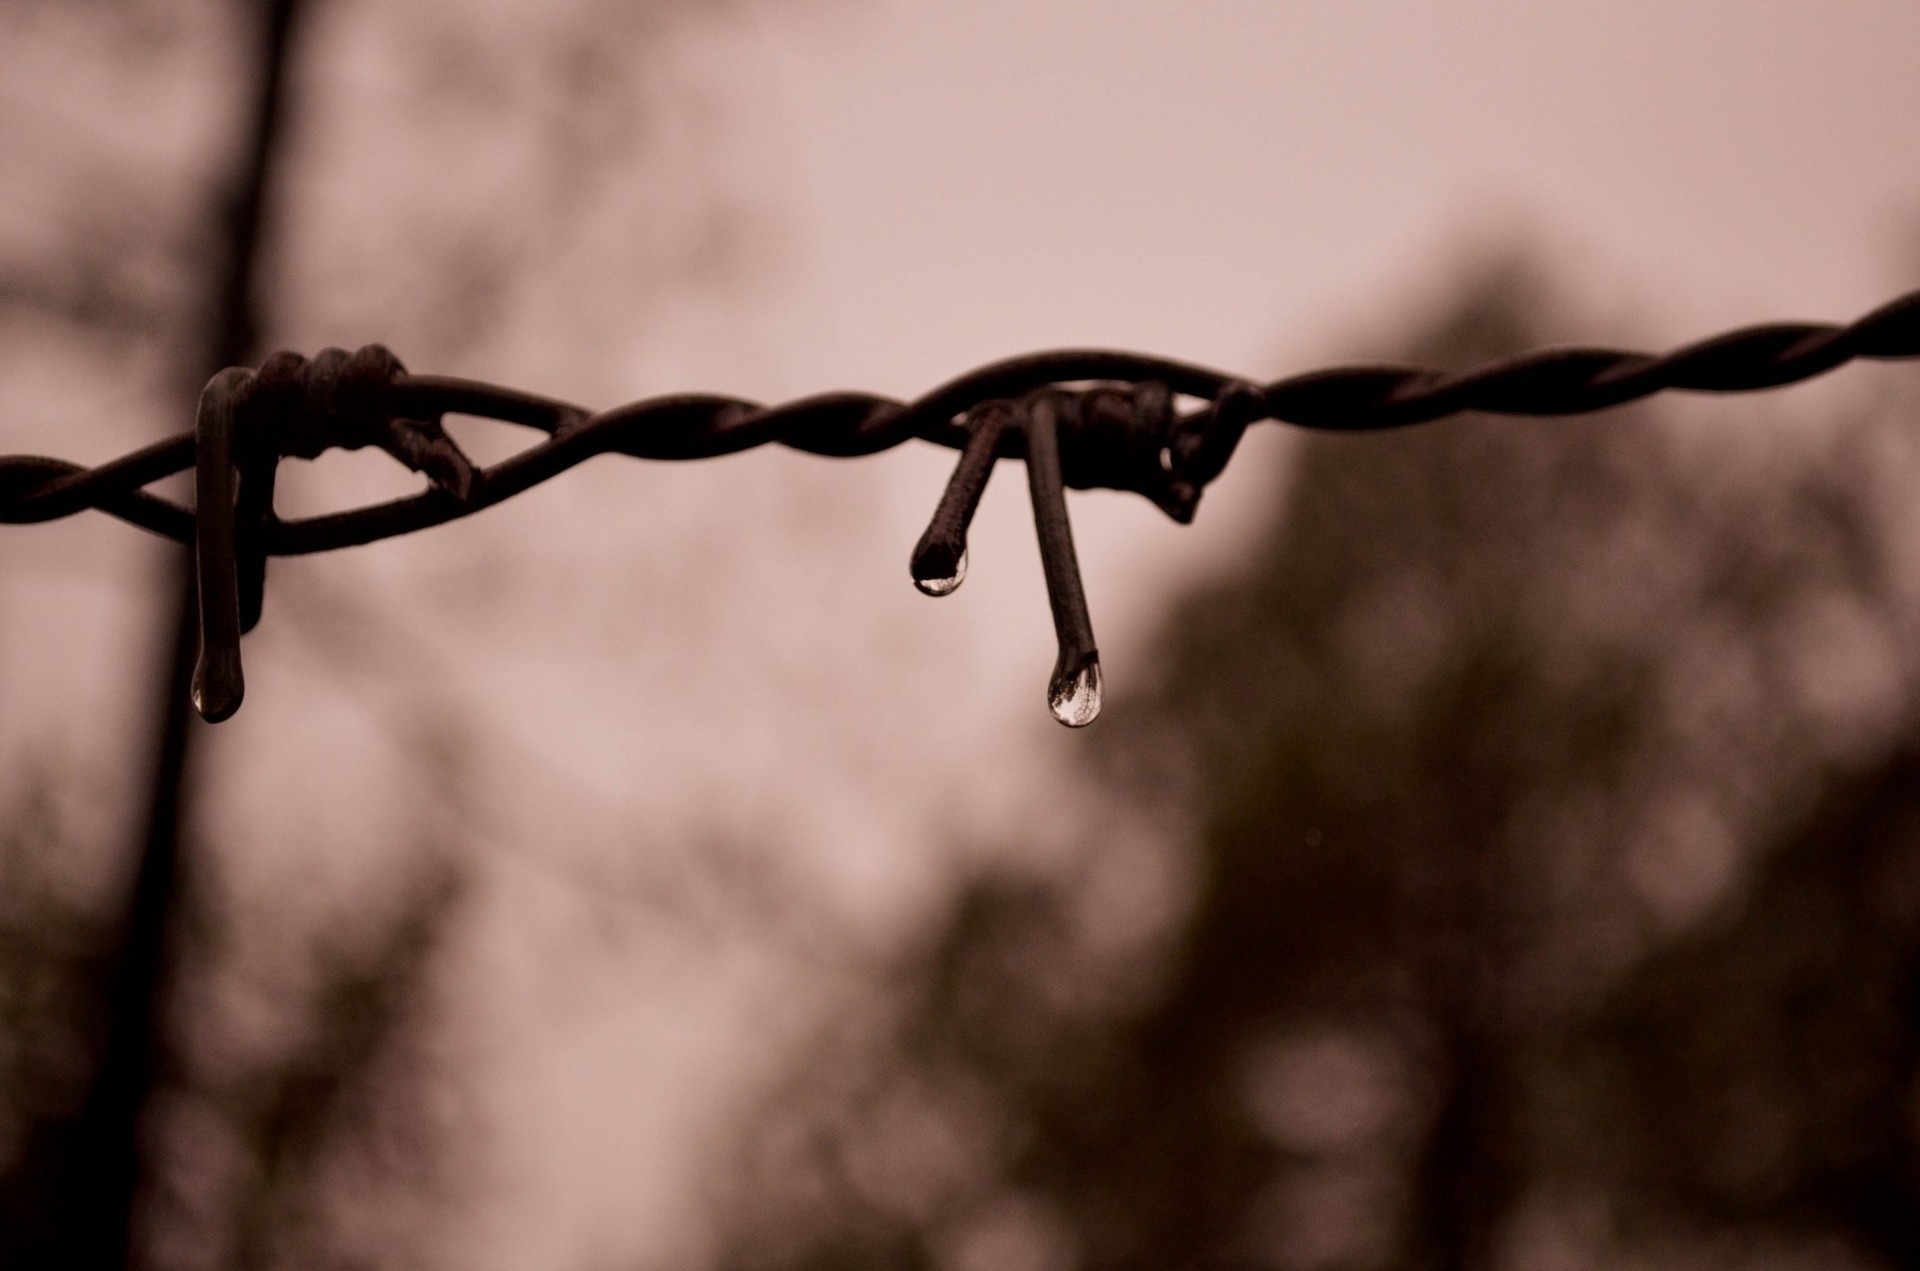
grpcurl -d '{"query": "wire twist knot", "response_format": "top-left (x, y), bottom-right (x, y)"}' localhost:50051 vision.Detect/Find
top-left (190, 345), bottom-right (481, 721)
top-left (907, 379), bottom-right (1263, 726)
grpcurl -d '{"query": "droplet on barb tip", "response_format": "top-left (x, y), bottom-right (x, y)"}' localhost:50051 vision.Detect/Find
top-left (190, 677), bottom-right (239, 724)
top-left (191, 650), bottom-right (243, 723)
top-left (913, 547), bottom-right (967, 597)
top-left (1047, 657), bottom-right (1102, 728)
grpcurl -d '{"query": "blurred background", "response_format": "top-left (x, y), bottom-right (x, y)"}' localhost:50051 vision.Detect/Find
top-left (3, 1), bottom-right (1920, 1268)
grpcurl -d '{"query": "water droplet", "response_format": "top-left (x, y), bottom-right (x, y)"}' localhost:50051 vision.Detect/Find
top-left (191, 654), bottom-right (243, 722)
top-left (1047, 658), bottom-right (1102, 728)
top-left (914, 547), bottom-right (968, 597)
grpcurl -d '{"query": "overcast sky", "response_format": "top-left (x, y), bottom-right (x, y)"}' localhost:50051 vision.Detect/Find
top-left (6, 2), bottom-right (1920, 1267)
top-left (466, 5), bottom-right (1920, 1264)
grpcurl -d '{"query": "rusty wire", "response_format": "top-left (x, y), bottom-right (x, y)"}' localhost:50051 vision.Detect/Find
top-left (4, 289), bottom-right (1919, 726)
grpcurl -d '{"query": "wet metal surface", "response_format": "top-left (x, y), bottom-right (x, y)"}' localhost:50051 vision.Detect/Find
top-left (4, 288), bottom-right (1918, 724)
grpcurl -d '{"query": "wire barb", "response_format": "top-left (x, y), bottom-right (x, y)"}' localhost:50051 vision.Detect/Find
top-left (4, 290), bottom-right (1919, 725)
top-left (191, 368), bottom-right (249, 722)
top-left (1022, 392), bottom-right (1103, 728)
top-left (911, 400), bottom-right (1010, 596)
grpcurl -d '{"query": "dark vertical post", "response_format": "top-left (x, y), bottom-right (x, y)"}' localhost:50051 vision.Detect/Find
top-left (55, 2), bottom-right (306, 1266)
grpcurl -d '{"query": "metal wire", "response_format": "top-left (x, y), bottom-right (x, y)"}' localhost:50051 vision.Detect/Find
top-left (5, 288), bottom-right (1919, 725)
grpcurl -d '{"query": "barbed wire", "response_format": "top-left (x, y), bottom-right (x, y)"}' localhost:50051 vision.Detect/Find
top-left (4, 289), bottom-right (1919, 727)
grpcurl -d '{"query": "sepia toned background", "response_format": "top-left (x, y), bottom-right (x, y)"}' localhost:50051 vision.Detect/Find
top-left (4, 1), bottom-right (1920, 1268)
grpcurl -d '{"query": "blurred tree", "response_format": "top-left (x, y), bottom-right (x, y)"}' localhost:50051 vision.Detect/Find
top-left (713, 256), bottom-right (1920, 1271)
top-left (2, 2), bottom-right (314, 1264)
top-left (0, 0), bottom-right (798, 1265)
top-left (0, 766), bottom-right (118, 1256)
top-left (1577, 739), bottom-right (1920, 1266)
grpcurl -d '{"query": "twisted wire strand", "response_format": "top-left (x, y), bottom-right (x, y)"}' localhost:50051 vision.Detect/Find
top-left (3, 288), bottom-right (1918, 725)
top-left (5, 289), bottom-right (1917, 551)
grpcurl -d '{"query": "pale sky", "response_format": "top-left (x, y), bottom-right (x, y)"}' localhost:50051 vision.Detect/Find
top-left (749, 0), bottom-right (1920, 384)
top-left (424, 6), bottom-right (1920, 1264)
top-left (5, 2), bottom-right (1920, 1267)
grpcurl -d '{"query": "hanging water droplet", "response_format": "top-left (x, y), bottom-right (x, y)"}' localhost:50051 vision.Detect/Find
top-left (191, 652), bottom-right (243, 722)
top-left (190, 675), bottom-right (238, 723)
top-left (913, 547), bottom-right (967, 597)
top-left (1047, 657), bottom-right (1102, 728)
